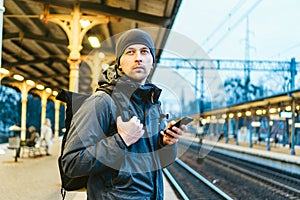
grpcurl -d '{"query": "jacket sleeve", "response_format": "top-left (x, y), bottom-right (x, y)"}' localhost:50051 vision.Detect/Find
top-left (61, 92), bottom-right (126, 177)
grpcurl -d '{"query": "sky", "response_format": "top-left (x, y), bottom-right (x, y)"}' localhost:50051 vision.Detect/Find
top-left (165, 0), bottom-right (300, 61)
top-left (153, 0), bottom-right (300, 114)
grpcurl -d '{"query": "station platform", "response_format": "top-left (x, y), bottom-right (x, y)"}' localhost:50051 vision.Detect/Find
top-left (0, 139), bottom-right (178, 200)
top-left (182, 133), bottom-right (300, 176)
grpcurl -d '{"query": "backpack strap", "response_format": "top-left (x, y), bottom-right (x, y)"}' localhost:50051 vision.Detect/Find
top-left (97, 86), bottom-right (133, 122)
top-left (56, 89), bottom-right (90, 153)
top-left (111, 92), bottom-right (132, 121)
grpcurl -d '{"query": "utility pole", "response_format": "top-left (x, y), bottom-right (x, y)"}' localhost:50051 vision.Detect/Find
top-left (244, 16), bottom-right (251, 101)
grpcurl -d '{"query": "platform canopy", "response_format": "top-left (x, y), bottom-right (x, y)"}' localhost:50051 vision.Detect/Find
top-left (1, 0), bottom-right (182, 93)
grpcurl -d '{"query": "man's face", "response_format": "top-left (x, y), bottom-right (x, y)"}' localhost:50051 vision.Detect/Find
top-left (119, 44), bottom-right (153, 84)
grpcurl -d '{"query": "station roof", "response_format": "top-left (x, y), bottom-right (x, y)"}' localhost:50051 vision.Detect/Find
top-left (201, 89), bottom-right (300, 117)
top-left (1, 0), bottom-right (182, 93)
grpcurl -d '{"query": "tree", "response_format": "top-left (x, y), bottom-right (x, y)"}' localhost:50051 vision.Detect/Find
top-left (0, 86), bottom-right (21, 140)
top-left (224, 76), bottom-right (264, 105)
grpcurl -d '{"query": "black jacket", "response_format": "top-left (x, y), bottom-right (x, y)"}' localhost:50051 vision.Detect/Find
top-left (61, 75), bottom-right (177, 199)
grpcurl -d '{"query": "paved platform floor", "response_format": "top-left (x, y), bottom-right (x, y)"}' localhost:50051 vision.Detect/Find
top-left (184, 132), bottom-right (300, 156)
top-left (0, 139), bottom-right (178, 200)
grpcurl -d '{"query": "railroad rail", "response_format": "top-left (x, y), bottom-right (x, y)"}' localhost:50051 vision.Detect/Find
top-left (163, 158), bottom-right (233, 200)
top-left (206, 150), bottom-right (300, 199)
top-left (177, 140), bottom-right (300, 199)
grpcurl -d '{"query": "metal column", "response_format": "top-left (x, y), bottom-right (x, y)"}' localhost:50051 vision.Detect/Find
top-left (0, 0), bottom-right (5, 67)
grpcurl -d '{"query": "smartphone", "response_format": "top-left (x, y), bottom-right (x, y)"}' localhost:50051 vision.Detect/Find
top-left (164, 116), bottom-right (193, 137)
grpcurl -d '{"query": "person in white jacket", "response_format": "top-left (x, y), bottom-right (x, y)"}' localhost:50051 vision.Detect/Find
top-left (42, 118), bottom-right (53, 156)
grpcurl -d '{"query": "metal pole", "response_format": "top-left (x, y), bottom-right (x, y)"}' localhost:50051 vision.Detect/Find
top-left (290, 57), bottom-right (296, 91)
top-left (0, 0), bottom-right (5, 67)
top-left (290, 98), bottom-right (296, 155)
top-left (249, 112), bottom-right (254, 148)
top-left (235, 116), bottom-right (239, 145)
top-left (266, 104), bottom-right (271, 151)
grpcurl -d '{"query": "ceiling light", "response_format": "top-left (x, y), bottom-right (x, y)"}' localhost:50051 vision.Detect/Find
top-left (45, 88), bottom-right (52, 93)
top-left (228, 113), bottom-right (234, 118)
top-left (256, 109), bottom-right (262, 115)
top-left (26, 80), bottom-right (35, 86)
top-left (80, 19), bottom-right (90, 28)
top-left (245, 111), bottom-right (252, 116)
top-left (13, 74), bottom-right (24, 81)
top-left (0, 67), bottom-right (9, 74)
top-left (88, 36), bottom-right (101, 48)
top-left (52, 90), bottom-right (58, 96)
top-left (36, 84), bottom-right (44, 90)
top-left (269, 108), bottom-right (277, 114)
top-left (285, 105), bottom-right (291, 111)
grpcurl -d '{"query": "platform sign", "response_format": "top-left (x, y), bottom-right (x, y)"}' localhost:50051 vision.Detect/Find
top-left (279, 111), bottom-right (293, 118)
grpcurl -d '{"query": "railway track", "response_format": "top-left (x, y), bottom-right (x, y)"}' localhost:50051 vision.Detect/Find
top-left (206, 150), bottom-right (300, 199)
top-left (177, 140), bottom-right (300, 199)
top-left (164, 159), bottom-right (233, 200)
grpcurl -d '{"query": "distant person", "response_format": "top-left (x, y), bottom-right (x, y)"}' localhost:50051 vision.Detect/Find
top-left (42, 118), bottom-right (53, 156)
top-left (274, 133), bottom-right (279, 147)
top-left (26, 126), bottom-right (40, 147)
top-left (218, 131), bottom-right (224, 142)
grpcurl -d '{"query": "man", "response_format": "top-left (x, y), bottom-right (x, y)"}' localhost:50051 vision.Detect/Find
top-left (26, 126), bottom-right (39, 147)
top-left (62, 29), bottom-right (187, 199)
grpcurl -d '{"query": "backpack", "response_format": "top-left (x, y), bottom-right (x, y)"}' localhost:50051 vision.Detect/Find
top-left (56, 88), bottom-right (131, 199)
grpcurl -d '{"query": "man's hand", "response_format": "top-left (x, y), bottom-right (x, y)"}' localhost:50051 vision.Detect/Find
top-left (161, 120), bottom-right (187, 145)
top-left (117, 116), bottom-right (144, 146)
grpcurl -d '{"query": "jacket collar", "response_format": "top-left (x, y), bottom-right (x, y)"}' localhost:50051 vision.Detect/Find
top-left (114, 75), bottom-right (162, 104)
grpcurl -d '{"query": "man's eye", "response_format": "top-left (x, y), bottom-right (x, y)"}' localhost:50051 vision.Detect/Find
top-left (141, 50), bottom-right (150, 54)
top-left (125, 50), bottom-right (134, 54)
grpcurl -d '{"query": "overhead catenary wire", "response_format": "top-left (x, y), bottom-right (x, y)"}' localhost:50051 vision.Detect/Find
top-left (201, 0), bottom-right (248, 47)
top-left (207, 0), bottom-right (263, 54)
top-left (269, 43), bottom-right (300, 60)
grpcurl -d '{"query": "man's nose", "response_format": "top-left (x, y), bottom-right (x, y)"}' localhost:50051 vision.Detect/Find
top-left (134, 52), bottom-right (142, 61)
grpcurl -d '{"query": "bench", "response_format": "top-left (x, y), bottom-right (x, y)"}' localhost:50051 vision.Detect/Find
top-left (7, 137), bottom-right (46, 161)
top-left (21, 138), bottom-right (45, 158)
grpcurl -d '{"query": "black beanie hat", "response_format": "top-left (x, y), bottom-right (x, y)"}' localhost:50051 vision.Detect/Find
top-left (115, 29), bottom-right (155, 66)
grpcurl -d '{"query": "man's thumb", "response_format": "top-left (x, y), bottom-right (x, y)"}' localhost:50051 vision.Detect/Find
top-left (117, 116), bottom-right (123, 124)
